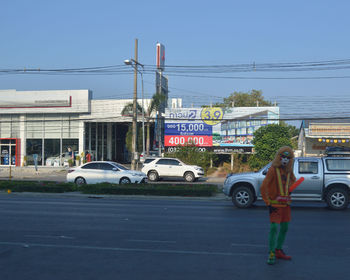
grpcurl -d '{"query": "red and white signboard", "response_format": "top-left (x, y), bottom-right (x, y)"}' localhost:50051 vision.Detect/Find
top-left (164, 135), bottom-right (213, 147)
top-left (156, 43), bottom-right (165, 71)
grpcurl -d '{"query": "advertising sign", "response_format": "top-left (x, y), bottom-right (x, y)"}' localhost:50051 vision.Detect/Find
top-left (164, 106), bottom-right (280, 153)
top-left (165, 123), bottom-right (212, 136)
top-left (164, 135), bottom-right (213, 147)
top-left (156, 43), bottom-right (165, 71)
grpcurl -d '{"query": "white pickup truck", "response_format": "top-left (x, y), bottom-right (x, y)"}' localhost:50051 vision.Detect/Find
top-left (223, 155), bottom-right (350, 210)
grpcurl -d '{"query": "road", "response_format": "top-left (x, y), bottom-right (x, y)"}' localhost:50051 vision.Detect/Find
top-left (0, 194), bottom-right (349, 280)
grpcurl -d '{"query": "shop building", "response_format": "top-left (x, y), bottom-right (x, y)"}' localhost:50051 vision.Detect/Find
top-left (298, 119), bottom-right (350, 156)
top-left (0, 89), bottom-right (158, 166)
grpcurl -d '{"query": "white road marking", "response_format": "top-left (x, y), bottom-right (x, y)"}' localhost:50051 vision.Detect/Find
top-left (0, 241), bottom-right (263, 257)
top-left (24, 235), bottom-right (75, 239)
top-left (127, 239), bottom-right (176, 244)
top-left (231, 243), bottom-right (266, 248)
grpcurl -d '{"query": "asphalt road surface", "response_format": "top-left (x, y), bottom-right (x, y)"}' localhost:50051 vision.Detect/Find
top-left (0, 194), bottom-right (349, 280)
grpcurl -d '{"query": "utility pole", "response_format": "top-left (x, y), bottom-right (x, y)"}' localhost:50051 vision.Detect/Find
top-left (131, 39), bottom-right (138, 170)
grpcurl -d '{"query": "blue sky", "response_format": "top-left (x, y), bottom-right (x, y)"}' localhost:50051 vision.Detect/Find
top-left (1, 0), bottom-right (350, 120)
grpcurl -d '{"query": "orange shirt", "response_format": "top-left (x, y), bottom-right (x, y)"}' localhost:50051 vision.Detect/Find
top-left (260, 166), bottom-right (296, 206)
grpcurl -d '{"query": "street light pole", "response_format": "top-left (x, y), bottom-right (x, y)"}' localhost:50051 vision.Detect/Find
top-left (140, 71), bottom-right (145, 157)
top-left (124, 40), bottom-right (146, 170)
top-left (131, 39), bottom-right (138, 170)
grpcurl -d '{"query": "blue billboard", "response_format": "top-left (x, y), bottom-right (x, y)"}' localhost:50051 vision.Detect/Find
top-left (164, 123), bottom-right (212, 136)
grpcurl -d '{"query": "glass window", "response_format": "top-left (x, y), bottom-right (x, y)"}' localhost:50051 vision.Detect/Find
top-left (156, 159), bottom-right (169, 165)
top-left (44, 139), bottom-right (60, 166)
top-left (62, 139), bottom-right (79, 158)
top-left (82, 163), bottom-right (99, 169)
top-left (112, 162), bottom-right (128, 170)
top-left (144, 158), bottom-right (156, 164)
top-left (26, 139), bottom-right (42, 165)
top-left (326, 159), bottom-right (350, 171)
top-left (298, 161), bottom-right (318, 174)
top-left (168, 159), bottom-right (180, 166)
top-left (99, 163), bottom-right (114, 170)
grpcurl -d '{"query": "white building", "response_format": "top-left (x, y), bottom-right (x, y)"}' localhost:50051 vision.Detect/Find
top-left (0, 89), bottom-right (159, 166)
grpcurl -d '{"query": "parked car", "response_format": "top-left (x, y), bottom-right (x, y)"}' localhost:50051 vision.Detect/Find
top-left (141, 157), bottom-right (204, 182)
top-left (139, 151), bottom-right (159, 163)
top-left (46, 152), bottom-right (81, 167)
top-left (223, 155), bottom-right (350, 210)
top-left (67, 161), bottom-right (147, 185)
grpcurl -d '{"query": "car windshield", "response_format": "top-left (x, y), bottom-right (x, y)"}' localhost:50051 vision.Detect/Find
top-left (259, 163), bottom-right (271, 173)
top-left (112, 162), bottom-right (128, 170)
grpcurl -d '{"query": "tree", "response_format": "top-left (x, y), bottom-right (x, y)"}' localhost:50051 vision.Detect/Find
top-left (121, 102), bottom-right (142, 117)
top-left (125, 123), bottom-right (143, 157)
top-left (213, 89), bottom-right (273, 107)
top-left (165, 144), bottom-right (218, 172)
top-left (248, 124), bottom-right (294, 170)
top-left (145, 92), bottom-right (167, 155)
top-left (122, 102), bottom-right (143, 158)
top-left (122, 92), bottom-right (167, 157)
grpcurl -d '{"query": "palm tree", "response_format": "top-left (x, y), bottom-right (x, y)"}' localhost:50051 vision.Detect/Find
top-left (145, 92), bottom-right (167, 155)
top-left (122, 93), bottom-right (167, 156)
top-left (121, 102), bottom-right (142, 117)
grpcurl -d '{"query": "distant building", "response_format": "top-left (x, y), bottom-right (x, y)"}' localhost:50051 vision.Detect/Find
top-left (298, 119), bottom-right (350, 156)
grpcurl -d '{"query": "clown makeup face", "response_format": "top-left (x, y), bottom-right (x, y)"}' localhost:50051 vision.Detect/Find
top-left (280, 154), bottom-right (291, 167)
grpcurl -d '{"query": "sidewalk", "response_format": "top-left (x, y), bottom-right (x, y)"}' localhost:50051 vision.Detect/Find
top-left (0, 166), bottom-right (68, 181)
top-left (0, 166), bottom-right (226, 184)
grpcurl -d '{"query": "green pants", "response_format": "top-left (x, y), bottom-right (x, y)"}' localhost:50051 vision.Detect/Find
top-left (268, 222), bottom-right (289, 252)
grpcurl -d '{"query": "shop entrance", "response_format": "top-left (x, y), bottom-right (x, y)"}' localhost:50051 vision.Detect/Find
top-left (84, 122), bottom-right (129, 163)
top-left (0, 138), bottom-right (20, 166)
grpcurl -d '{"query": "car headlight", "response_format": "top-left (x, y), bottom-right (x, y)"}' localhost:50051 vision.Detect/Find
top-left (194, 167), bottom-right (202, 171)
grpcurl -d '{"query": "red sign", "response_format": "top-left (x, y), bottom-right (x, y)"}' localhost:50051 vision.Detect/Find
top-left (164, 135), bottom-right (212, 147)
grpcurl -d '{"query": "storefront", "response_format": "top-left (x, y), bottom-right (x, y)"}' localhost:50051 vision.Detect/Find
top-left (0, 138), bottom-right (20, 166)
top-left (0, 89), bottom-right (149, 166)
top-left (298, 120), bottom-right (350, 156)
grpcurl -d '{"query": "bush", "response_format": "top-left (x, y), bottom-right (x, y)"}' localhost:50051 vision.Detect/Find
top-left (0, 180), bottom-right (218, 197)
top-left (0, 181), bottom-right (76, 193)
top-left (79, 183), bottom-right (218, 197)
top-left (165, 144), bottom-right (218, 173)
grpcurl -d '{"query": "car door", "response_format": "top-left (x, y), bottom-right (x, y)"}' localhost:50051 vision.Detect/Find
top-left (80, 162), bottom-right (102, 184)
top-left (154, 159), bottom-right (171, 176)
top-left (166, 159), bottom-right (183, 176)
top-left (97, 162), bottom-right (119, 183)
top-left (292, 159), bottom-right (323, 198)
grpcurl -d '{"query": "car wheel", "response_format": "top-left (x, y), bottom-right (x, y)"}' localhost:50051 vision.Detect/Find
top-left (184, 171), bottom-right (195, 182)
top-left (148, 171), bottom-right (159, 182)
top-left (119, 177), bottom-right (131, 184)
top-left (75, 177), bottom-right (86, 186)
top-left (326, 187), bottom-right (349, 210)
top-left (232, 186), bottom-right (254, 208)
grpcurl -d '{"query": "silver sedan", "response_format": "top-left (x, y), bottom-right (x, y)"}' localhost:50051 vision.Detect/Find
top-left (66, 161), bottom-right (147, 185)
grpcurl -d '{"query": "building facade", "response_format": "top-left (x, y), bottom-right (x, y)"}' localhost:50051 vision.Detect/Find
top-left (298, 119), bottom-right (350, 156)
top-left (0, 89), bottom-right (157, 166)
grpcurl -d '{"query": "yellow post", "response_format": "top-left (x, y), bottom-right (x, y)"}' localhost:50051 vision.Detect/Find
top-left (9, 165), bottom-right (12, 180)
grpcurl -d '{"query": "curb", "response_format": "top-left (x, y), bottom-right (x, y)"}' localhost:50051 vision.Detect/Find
top-left (0, 190), bottom-right (229, 201)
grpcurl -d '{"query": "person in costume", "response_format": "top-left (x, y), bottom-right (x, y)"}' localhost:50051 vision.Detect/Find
top-left (260, 146), bottom-right (296, 265)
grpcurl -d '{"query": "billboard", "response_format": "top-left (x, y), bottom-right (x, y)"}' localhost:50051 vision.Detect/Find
top-left (164, 106), bottom-right (280, 153)
top-left (156, 43), bottom-right (165, 71)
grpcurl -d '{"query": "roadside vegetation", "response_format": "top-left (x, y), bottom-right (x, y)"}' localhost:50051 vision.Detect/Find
top-left (0, 180), bottom-right (218, 197)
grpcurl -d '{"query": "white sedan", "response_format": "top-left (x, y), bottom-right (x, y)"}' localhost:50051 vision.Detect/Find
top-left (67, 161), bottom-right (147, 185)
